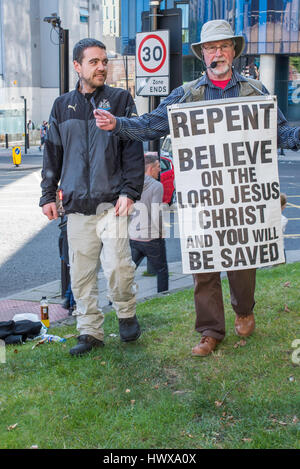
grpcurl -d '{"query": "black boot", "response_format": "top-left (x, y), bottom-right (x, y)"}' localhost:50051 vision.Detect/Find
top-left (69, 334), bottom-right (104, 356)
top-left (119, 316), bottom-right (141, 342)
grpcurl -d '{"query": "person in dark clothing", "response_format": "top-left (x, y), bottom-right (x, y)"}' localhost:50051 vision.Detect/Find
top-left (58, 215), bottom-right (76, 315)
top-left (129, 153), bottom-right (169, 293)
top-left (40, 38), bottom-right (144, 356)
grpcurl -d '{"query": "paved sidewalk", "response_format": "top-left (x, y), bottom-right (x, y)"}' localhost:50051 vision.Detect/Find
top-left (0, 261), bottom-right (194, 326)
top-left (0, 146), bottom-right (43, 171)
top-left (0, 145), bottom-right (41, 156)
top-left (1, 251), bottom-right (300, 326)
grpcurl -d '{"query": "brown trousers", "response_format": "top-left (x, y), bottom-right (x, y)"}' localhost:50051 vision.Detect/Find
top-left (193, 269), bottom-right (256, 341)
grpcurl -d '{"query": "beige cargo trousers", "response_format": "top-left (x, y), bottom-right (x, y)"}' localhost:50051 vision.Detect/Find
top-left (67, 207), bottom-right (137, 341)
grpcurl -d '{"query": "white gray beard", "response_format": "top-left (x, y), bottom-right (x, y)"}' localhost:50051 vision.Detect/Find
top-left (210, 63), bottom-right (231, 77)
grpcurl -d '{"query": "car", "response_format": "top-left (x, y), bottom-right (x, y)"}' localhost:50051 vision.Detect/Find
top-left (160, 155), bottom-right (176, 205)
top-left (160, 135), bottom-right (173, 159)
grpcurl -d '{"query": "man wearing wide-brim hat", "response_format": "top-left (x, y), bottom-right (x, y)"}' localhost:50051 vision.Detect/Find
top-left (94, 20), bottom-right (300, 357)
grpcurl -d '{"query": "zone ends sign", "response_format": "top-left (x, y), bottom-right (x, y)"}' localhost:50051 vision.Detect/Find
top-left (136, 30), bottom-right (170, 96)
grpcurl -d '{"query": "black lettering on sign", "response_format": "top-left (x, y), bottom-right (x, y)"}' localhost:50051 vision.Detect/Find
top-left (190, 109), bottom-right (205, 135)
top-left (179, 148), bottom-right (193, 171)
top-left (216, 228), bottom-right (249, 246)
top-left (195, 146), bottom-right (209, 169)
top-left (186, 235), bottom-right (213, 249)
top-left (171, 112), bottom-right (189, 138)
top-left (189, 252), bottom-right (201, 270)
top-left (226, 105), bottom-right (242, 131)
top-left (221, 243), bottom-right (279, 268)
top-left (188, 250), bottom-right (215, 270)
top-left (187, 190), bottom-right (199, 207)
top-left (245, 141), bottom-right (259, 164)
top-left (242, 104), bottom-right (258, 130)
top-left (261, 140), bottom-right (273, 164)
top-left (177, 191), bottom-right (187, 209)
top-left (270, 243), bottom-right (279, 261)
top-left (207, 107), bottom-right (223, 133)
top-left (259, 103), bottom-right (274, 129)
top-left (244, 206), bottom-right (256, 225)
top-left (221, 248), bottom-right (233, 268)
top-left (232, 142), bottom-right (246, 166)
top-left (252, 227), bottom-right (279, 242)
top-left (234, 247), bottom-right (247, 266)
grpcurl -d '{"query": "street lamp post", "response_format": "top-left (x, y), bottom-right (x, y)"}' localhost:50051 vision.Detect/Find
top-left (147, 0), bottom-right (162, 275)
top-left (43, 14), bottom-right (69, 299)
top-left (43, 14), bottom-right (69, 96)
top-left (20, 95), bottom-right (27, 154)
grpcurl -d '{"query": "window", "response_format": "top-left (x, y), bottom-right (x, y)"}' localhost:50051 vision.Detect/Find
top-left (0, 3), bottom-right (3, 75)
top-left (288, 57), bottom-right (300, 122)
top-left (175, 2), bottom-right (189, 44)
top-left (160, 158), bottom-right (171, 172)
top-left (80, 7), bottom-right (89, 23)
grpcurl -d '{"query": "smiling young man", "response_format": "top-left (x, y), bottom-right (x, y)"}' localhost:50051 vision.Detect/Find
top-left (94, 20), bottom-right (300, 357)
top-left (40, 38), bottom-right (144, 356)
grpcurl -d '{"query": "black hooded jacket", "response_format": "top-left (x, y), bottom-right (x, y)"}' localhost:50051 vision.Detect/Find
top-left (39, 83), bottom-right (144, 215)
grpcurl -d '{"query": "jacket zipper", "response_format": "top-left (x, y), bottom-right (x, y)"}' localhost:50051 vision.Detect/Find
top-left (85, 97), bottom-right (91, 205)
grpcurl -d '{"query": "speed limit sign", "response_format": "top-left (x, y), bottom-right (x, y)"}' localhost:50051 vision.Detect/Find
top-left (136, 30), bottom-right (169, 96)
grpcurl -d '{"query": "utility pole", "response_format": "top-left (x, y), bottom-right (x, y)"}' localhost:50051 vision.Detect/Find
top-left (146, 0), bottom-right (162, 275)
top-left (20, 96), bottom-right (27, 154)
top-left (43, 14), bottom-right (69, 96)
top-left (43, 14), bottom-right (70, 298)
top-left (59, 27), bottom-right (69, 96)
top-left (149, 0), bottom-right (162, 153)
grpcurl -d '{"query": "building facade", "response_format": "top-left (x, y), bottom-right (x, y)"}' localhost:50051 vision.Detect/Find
top-left (120, 0), bottom-right (300, 123)
top-left (0, 0), bottom-right (104, 137)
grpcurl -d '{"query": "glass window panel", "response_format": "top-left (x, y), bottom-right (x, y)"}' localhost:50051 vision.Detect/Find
top-left (176, 3), bottom-right (189, 28)
top-left (288, 56), bottom-right (300, 121)
top-left (80, 7), bottom-right (89, 23)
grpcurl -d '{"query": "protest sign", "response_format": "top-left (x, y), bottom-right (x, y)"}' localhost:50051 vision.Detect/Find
top-left (167, 96), bottom-right (285, 273)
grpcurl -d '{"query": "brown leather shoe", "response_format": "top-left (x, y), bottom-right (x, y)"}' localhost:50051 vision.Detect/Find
top-left (192, 336), bottom-right (220, 357)
top-left (235, 313), bottom-right (255, 337)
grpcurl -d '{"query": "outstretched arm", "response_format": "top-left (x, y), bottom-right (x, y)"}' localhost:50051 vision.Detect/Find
top-left (94, 86), bottom-right (185, 141)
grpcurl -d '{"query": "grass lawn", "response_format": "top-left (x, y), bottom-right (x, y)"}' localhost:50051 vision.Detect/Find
top-left (0, 263), bottom-right (299, 449)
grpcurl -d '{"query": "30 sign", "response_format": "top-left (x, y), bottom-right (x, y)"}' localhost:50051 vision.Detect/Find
top-left (136, 30), bottom-right (169, 96)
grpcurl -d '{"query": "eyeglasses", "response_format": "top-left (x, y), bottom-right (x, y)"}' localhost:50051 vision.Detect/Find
top-left (202, 43), bottom-right (234, 54)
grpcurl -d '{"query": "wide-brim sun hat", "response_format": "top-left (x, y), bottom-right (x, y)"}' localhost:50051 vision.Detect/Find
top-left (191, 19), bottom-right (245, 60)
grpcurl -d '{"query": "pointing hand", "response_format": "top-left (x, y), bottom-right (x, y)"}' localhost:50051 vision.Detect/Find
top-left (94, 109), bottom-right (117, 131)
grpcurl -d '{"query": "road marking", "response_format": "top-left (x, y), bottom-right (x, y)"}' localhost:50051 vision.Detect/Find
top-left (0, 170), bottom-right (49, 266)
top-left (33, 171), bottom-right (42, 183)
top-left (284, 234), bottom-right (300, 238)
top-left (287, 203), bottom-right (300, 209)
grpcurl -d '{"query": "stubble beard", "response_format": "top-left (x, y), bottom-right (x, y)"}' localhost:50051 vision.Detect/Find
top-left (79, 74), bottom-right (105, 93)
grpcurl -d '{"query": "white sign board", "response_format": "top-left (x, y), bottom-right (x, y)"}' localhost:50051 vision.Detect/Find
top-left (167, 96), bottom-right (285, 274)
top-left (136, 30), bottom-right (169, 96)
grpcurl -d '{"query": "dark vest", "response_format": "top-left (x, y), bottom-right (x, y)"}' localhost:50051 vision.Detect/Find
top-left (181, 76), bottom-right (264, 103)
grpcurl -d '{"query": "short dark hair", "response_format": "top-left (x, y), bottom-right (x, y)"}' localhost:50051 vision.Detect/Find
top-left (73, 38), bottom-right (106, 64)
top-left (280, 193), bottom-right (287, 207)
top-left (144, 152), bottom-right (159, 168)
